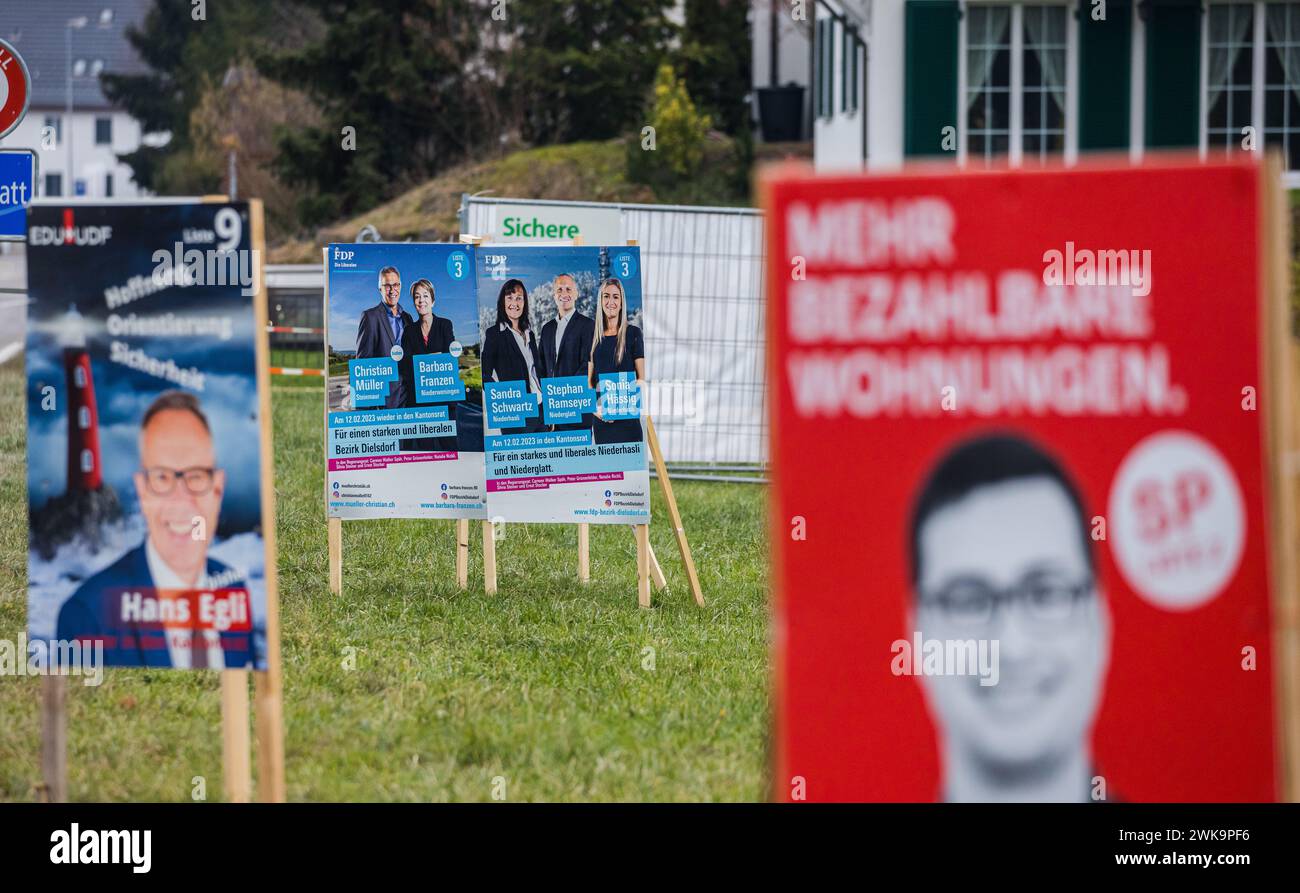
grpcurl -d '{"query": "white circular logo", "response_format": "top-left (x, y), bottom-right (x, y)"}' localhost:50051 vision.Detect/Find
top-left (389, 344), bottom-right (404, 362)
top-left (1107, 430), bottom-right (1245, 611)
top-left (449, 340), bottom-right (462, 358)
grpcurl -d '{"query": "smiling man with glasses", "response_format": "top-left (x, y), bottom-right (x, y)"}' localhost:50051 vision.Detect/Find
top-left (355, 265), bottom-right (414, 408)
top-left (908, 433), bottom-right (1112, 803)
top-left (57, 391), bottom-right (252, 669)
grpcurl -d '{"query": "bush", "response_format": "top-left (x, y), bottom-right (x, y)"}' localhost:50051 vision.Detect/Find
top-left (627, 64), bottom-right (712, 192)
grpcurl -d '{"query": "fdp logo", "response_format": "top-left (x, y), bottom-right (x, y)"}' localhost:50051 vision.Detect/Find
top-left (0, 38), bottom-right (32, 139)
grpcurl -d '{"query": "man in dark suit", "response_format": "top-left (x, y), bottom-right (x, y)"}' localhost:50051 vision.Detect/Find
top-left (56, 391), bottom-right (256, 669)
top-left (537, 273), bottom-right (595, 431)
top-left (355, 265), bottom-right (413, 408)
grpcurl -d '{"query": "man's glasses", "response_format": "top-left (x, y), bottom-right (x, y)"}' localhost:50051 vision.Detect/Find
top-left (140, 466), bottom-right (217, 496)
top-left (920, 574), bottom-right (1094, 630)
top-left (380, 283), bottom-right (401, 292)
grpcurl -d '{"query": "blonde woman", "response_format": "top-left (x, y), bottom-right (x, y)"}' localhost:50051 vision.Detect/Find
top-left (587, 277), bottom-right (645, 445)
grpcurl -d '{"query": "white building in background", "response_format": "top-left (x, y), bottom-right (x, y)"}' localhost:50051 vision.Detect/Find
top-left (750, 1), bottom-right (874, 167)
top-left (795, 1), bottom-right (1300, 186)
top-left (0, 1), bottom-right (156, 198)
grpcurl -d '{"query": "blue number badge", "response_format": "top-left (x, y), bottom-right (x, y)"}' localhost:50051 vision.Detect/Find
top-left (447, 250), bottom-right (469, 280)
top-left (613, 252), bottom-right (637, 279)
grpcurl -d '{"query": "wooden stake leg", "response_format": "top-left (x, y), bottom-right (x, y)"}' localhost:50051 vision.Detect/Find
top-left (632, 526), bottom-right (667, 591)
top-left (253, 671), bottom-right (286, 802)
top-left (220, 670), bottom-right (251, 803)
top-left (647, 540), bottom-right (667, 591)
top-left (328, 517), bottom-right (343, 595)
top-left (635, 523), bottom-right (651, 608)
top-left (646, 418), bottom-right (704, 606)
top-left (483, 520), bottom-right (498, 594)
top-left (456, 519), bottom-right (469, 590)
top-left (41, 675), bottom-right (68, 803)
top-left (578, 523), bottom-right (590, 583)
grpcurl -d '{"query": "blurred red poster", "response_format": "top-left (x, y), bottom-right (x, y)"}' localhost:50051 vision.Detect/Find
top-left (766, 157), bottom-right (1297, 802)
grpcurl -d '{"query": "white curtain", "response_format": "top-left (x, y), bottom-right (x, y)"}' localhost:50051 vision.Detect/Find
top-left (1207, 6), bottom-right (1254, 119)
top-left (1023, 5), bottom-right (1066, 118)
top-left (1266, 5), bottom-right (1300, 114)
top-left (967, 6), bottom-right (1011, 110)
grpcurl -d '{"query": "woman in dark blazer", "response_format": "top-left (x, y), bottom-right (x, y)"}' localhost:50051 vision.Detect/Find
top-left (398, 278), bottom-right (458, 451)
top-left (480, 278), bottom-right (544, 434)
top-left (588, 277), bottom-right (645, 445)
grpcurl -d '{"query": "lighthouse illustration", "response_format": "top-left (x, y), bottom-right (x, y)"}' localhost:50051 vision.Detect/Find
top-left (31, 302), bottom-right (120, 559)
top-left (60, 304), bottom-right (102, 491)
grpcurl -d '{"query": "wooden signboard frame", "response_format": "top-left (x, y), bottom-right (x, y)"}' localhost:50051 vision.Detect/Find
top-left (1261, 156), bottom-right (1300, 800)
top-left (325, 237), bottom-right (704, 608)
top-left (40, 197), bottom-right (284, 803)
top-left (323, 238), bottom-right (494, 599)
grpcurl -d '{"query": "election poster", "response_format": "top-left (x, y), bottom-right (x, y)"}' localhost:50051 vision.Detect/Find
top-left (26, 200), bottom-right (270, 670)
top-left (766, 157), bottom-right (1298, 802)
top-left (474, 245), bottom-right (650, 524)
top-left (325, 243), bottom-right (485, 519)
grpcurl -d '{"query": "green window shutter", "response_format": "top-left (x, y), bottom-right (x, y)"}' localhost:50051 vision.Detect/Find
top-left (905, 0), bottom-right (959, 158)
top-left (1079, 0), bottom-right (1132, 151)
top-left (1145, 0), bottom-right (1202, 149)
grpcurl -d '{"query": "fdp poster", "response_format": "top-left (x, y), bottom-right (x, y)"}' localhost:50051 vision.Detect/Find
top-left (474, 245), bottom-right (650, 524)
top-left (325, 243), bottom-right (485, 519)
top-left (766, 157), bottom-right (1295, 802)
top-left (26, 200), bottom-right (269, 670)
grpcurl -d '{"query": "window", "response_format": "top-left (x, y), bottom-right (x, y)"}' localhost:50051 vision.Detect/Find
top-left (1021, 5), bottom-right (1067, 160)
top-left (962, 3), bottom-right (1071, 166)
top-left (845, 27), bottom-right (862, 115)
top-left (104, 172), bottom-right (114, 198)
top-left (1206, 4), bottom-right (1257, 156)
top-left (43, 115), bottom-right (62, 145)
top-left (95, 116), bottom-right (112, 145)
top-left (1204, 2), bottom-right (1300, 178)
top-left (1263, 3), bottom-right (1300, 170)
top-left (44, 173), bottom-right (62, 197)
top-left (816, 18), bottom-right (836, 119)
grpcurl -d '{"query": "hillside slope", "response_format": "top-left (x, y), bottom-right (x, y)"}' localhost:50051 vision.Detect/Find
top-left (268, 136), bottom-right (762, 263)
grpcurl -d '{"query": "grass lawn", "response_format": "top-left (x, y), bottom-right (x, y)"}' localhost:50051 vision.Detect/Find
top-left (0, 357), bottom-right (770, 802)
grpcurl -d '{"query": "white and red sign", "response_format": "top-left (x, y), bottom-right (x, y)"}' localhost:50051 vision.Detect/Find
top-left (0, 38), bottom-right (31, 139)
top-left (766, 157), bottom-right (1292, 802)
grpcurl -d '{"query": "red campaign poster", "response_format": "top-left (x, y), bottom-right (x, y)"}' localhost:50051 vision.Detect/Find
top-left (766, 157), bottom-right (1291, 802)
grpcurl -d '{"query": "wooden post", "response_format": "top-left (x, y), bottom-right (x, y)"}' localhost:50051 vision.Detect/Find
top-left (483, 519), bottom-right (498, 594)
top-left (646, 417), bottom-right (705, 606)
top-left (1262, 155), bottom-right (1300, 801)
top-left (647, 540), bottom-right (667, 591)
top-left (324, 244), bottom-right (342, 599)
top-left (328, 517), bottom-right (343, 595)
top-left (578, 523), bottom-right (590, 583)
top-left (634, 523), bottom-right (651, 608)
top-left (456, 518), bottom-right (469, 589)
top-left (40, 675), bottom-right (68, 803)
top-left (220, 670), bottom-right (251, 802)
top-left (249, 200), bottom-right (287, 802)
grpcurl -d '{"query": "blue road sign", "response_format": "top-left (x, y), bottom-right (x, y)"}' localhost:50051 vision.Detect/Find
top-left (0, 150), bottom-right (36, 239)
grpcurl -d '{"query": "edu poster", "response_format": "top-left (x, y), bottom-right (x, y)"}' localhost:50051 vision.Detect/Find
top-left (26, 201), bottom-right (267, 670)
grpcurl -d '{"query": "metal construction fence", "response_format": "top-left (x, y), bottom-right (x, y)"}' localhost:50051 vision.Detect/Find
top-left (462, 196), bottom-right (768, 473)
